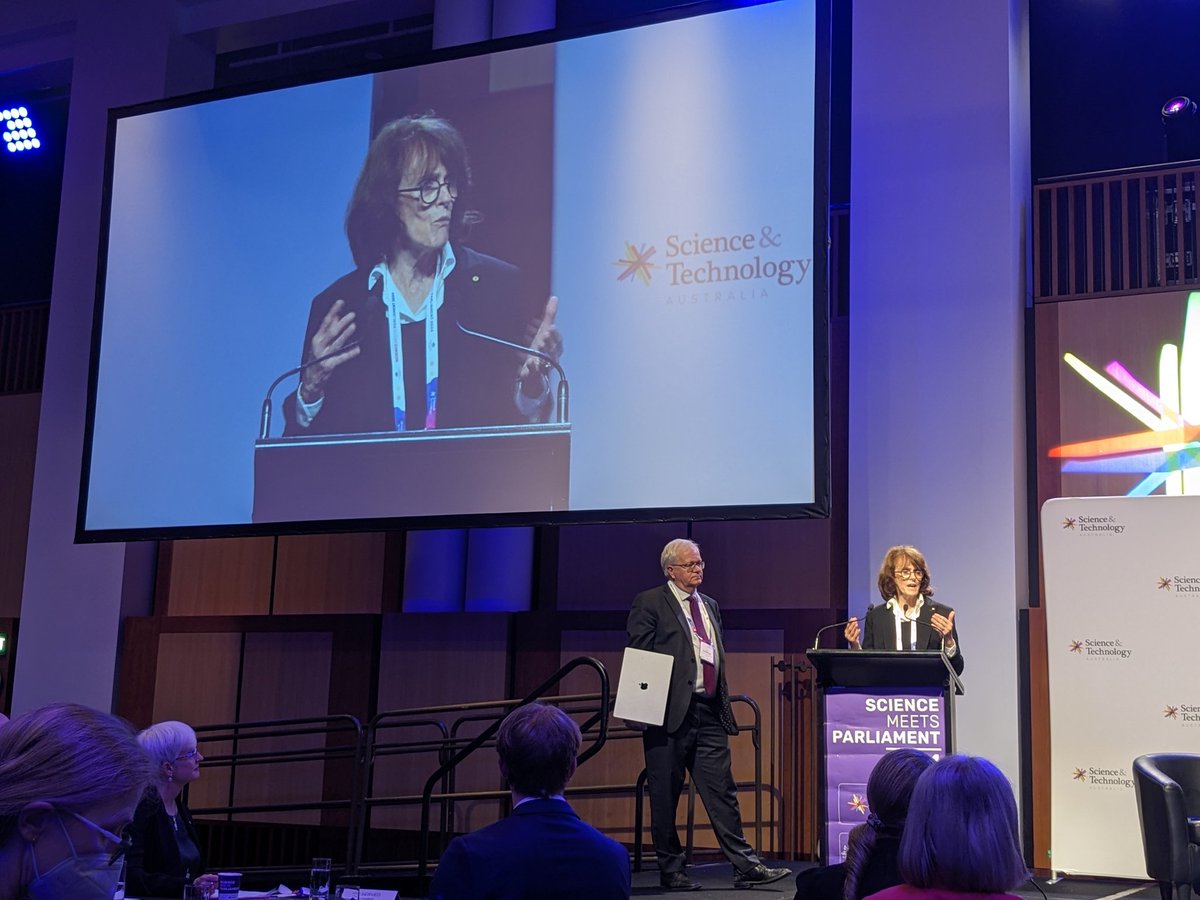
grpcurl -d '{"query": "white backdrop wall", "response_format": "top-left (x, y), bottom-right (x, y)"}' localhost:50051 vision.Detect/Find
top-left (848, 0), bottom-right (1029, 791)
top-left (1042, 495), bottom-right (1200, 879)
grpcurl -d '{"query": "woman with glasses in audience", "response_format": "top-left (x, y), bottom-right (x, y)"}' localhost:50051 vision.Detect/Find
top-left (864, 755), bottom-right (1028, 900)
top-left (0, 702), bottom-right (153, 900)
top-left (284, 113), bottom-right (562, 438)
top-left (843, 546), bottom-right (964, 675)
top-left (126, 720), bottom-right (218, 898)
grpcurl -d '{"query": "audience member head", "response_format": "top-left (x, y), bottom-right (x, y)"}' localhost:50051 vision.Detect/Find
top-left (496, 702), bottom-right (581, 799)
top-left (0, 703), bottom-right (154, 900)
top-left (842, 749), bottom-right (933, 900)
top-left (137, 720), bottom-right (204, 797)
top-left (898, 754), bottom-right (1027, 894)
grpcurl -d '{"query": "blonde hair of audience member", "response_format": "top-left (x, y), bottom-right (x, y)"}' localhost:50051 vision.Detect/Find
top-left (0, 703), bottom-right (153, 900)
top-left (897, 755), bottom-right (1028, 895)
top-left (842, 749), bottom-right (933, 900)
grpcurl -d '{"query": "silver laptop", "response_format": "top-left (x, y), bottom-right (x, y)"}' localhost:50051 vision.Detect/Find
top-left (613, 647), bottom-right (674, 725)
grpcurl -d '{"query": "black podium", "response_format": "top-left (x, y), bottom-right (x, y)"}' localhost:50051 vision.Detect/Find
top-left (805, 649), bottom-right (964, 864)
top-left (252, 422), bottom-right (570, 523)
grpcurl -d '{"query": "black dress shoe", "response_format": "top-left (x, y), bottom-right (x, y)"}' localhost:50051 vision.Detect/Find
top-left (660, 871), bottom-right (702, 891)
top-left (733, 864), bottom-right (791, 888)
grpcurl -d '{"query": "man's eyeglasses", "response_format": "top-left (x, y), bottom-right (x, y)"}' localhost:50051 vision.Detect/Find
top-left (670, 560), bottom-right (705, 572)
top-left (70, 810), bottom-right (132, 864)
top-left (398, 177), bottom-right (459, 206)
top-left (893, 567), bottom-right (923, 580)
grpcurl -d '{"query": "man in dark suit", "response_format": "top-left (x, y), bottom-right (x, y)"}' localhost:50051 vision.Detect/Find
top-left (428, 702), bottom-right (630, 900)
top-left (626, 538), bottom-right (790, 892)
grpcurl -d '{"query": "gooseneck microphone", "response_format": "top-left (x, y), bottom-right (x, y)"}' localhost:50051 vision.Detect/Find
top-left (455, 321), bottom-right (569, 423)
top-left (258, 342), bottom-right (360, 440)
top-left (811, 604), bottom-right (875, 651)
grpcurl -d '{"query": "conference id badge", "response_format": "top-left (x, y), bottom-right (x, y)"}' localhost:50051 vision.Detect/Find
top-left (699, 640), bottom-right (715, 664)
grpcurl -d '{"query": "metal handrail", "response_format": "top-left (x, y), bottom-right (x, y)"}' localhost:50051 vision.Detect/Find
top-left (413, 656), bottom-right (610, 878)
top-left (188, 714), bottom-right (365, 877)
top-left (630, 694), bottom-right (772, 871)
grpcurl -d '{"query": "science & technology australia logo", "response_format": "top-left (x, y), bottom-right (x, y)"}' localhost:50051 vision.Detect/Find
top-left (1071, 766), bottom-right (1133, 790)
top-left (1061, 514), bottom-right (1125, 535)
top-left (613, 225), bottom-right (812, 302)
top-left (1157, 574), bottom-right (1200, 592)
top-left (1163, 703), bottom-right (1200, 724)
top-left (1068, 638), bottom-right (1131, 660)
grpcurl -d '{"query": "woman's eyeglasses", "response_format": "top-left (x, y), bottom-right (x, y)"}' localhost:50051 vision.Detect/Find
top-left (398, 177), bottom-right (459, 206)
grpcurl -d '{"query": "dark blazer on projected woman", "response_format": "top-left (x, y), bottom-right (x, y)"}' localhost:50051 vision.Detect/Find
top-left (282, 247), bottom-right (547, 437)
top-left (859, 598), bottom-right (965, 675)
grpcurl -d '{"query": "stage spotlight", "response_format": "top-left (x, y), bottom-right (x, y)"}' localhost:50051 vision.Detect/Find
top-left (1, 104), bottom-right (40, 154)
top-left (1163, 96), bottom-right (1200, 162)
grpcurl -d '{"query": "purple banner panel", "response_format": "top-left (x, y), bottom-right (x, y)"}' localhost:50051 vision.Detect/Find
top-left (822, 686), bottom-right (945, 864)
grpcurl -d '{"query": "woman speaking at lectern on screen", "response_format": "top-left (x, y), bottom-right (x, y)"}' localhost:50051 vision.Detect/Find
top-left (284, 113), bottom-right (562, 437)
top-left (843, 545), bottom-right (964, 675)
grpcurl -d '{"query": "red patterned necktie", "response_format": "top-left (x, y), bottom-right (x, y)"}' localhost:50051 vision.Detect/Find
top-left (689, 593), bottom-right (717, 696)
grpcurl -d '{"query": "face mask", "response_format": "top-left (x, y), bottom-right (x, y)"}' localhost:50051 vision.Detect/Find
top-left (25, 812), bottom-right (124, 900)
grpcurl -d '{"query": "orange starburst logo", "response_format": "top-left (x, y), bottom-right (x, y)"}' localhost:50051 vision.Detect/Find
top-left (1164, 706), bottom-right (1179, 719)
top-left (1158, 577), bottom-right (1173, 590)
top-left (613, 242), bottom-right (657, 285)
top-left (1069, 641), bottom-right (1083, 653)
top-left (1062, 517), bottom-right (1076, 529)
top-left (1072, 768), bottom-right (1088, 781)
top-left (848, 793), bottom-right (868, 815)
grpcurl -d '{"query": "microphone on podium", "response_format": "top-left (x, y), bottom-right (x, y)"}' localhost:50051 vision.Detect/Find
top-left (811, 604), bottom-right (874, 651)
top-left (456, 321), bottom-right (569, 423)
top-left (258, 341), bottom-right (360, 440)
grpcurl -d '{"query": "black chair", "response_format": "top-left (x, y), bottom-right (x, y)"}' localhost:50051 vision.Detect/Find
top-left (1133, 753), bottom-right (1200, 900)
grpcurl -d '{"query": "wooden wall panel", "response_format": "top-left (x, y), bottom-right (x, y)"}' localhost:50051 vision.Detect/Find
top-left (695, 519), bottom-right (833, 610)
top-left (0, 393), bottom-right (39, 618)
top-left (151, 631), bottom-right (243, 814)
top-left (273, 533), bottom-right (389, 615)
top-left (371, 614), bottom-right (510, 832)
top-left (556, 524), bottom-right (687, 611)
top-left (163, 537), bottom-right (274, 616)
top-left (232, 631), bottom-right (333, 824)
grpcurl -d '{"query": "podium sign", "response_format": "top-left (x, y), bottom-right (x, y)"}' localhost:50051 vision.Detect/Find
top-left (822, 686), bottom-right (946, 863)
top-left (807, 649), bottom-right (961, 865)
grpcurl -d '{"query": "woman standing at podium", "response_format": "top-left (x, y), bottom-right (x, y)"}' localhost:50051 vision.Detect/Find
top-left (843, 546), bottom-right (963, 675)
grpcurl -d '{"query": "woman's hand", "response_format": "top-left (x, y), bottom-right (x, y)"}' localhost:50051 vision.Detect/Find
top-left (930, 609), bottom-right (955, 639)
top-left (843, 616), bottom-right (862, 649)
top-left (518, 295), bottom-right (562, 387)
top-left (300, 298), bottom-right (360, 403)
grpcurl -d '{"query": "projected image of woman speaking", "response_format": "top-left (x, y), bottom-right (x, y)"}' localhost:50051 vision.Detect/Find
top-left (284, 114), bottom-right (562, 436)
